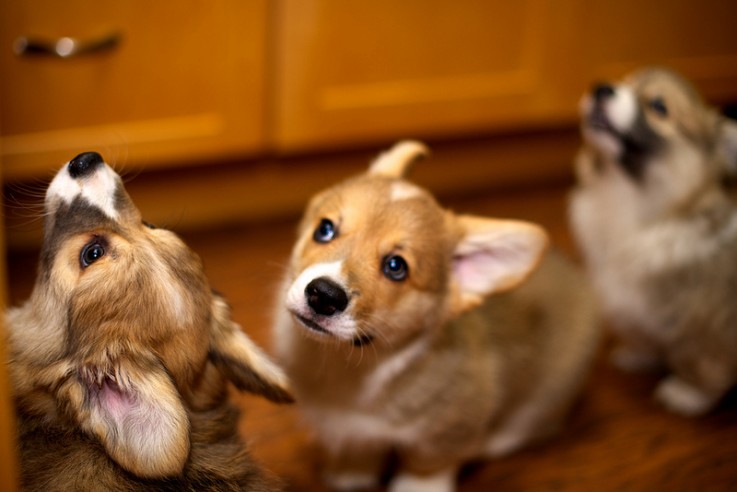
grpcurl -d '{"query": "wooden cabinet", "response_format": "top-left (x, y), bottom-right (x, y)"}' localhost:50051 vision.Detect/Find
top-left (273, 0), bottom-right (737, 152)
top-left (2, 1), bottom-right (737, 249)
top-left (0, 0), bottom-right (268, 181)
top-left (3, 1), bottom-right (737, 177)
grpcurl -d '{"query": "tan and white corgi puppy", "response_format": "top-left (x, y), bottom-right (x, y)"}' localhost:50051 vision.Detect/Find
top-left (274, 141), bottom-right (600, 492)
top-left (6, 152), bottom-right (293, 490)
top-left (570, 67), bottom-right (737, 416)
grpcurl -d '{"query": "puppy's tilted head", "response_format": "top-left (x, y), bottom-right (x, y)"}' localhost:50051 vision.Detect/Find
top-left (9, 152), bottom-right (292, 480)
top-left (579, 67), bottom-right (737, 209)
top-left (284, 140), bottom-right (548, 349)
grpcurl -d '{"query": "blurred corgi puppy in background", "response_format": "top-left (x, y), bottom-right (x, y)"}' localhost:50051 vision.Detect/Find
top-left (274, 141), bottom-right (600, 492)
top-left (570, 67), bottom-right (737, 416)
top-left (6, 152), bottom-right (293, 490)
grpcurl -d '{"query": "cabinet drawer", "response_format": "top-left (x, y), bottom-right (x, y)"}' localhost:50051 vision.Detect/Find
top-left (0, 0), bottom-right (267, 180)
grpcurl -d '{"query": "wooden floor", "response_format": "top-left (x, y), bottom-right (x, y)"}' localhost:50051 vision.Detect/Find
top-left (6, 183), bottom-right (737, 491)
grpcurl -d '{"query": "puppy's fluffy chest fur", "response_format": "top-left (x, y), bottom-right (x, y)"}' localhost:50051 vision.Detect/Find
top-left (572, 151), bottom-right (737, 336)
top-left (278, 306), bottom-right (503, 449)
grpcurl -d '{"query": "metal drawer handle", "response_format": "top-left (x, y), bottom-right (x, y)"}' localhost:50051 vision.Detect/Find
top-left (13, 31), bottom-right (121, 58)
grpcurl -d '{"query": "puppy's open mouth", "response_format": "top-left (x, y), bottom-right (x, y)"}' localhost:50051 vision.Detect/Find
top-left (587, 108), bottom-right (616, 133)
top-left (292, 313), bottom-right (375, 347)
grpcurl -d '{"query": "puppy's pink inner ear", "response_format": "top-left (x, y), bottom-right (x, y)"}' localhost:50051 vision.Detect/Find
top-left (95, 379), bottom-right (135, 420)
top-left (450, 217), bottom-right (548, 313)
top-left (454, 249), bottom-right (511, 295)
top-left (81, 363), bottom-right (190, 479)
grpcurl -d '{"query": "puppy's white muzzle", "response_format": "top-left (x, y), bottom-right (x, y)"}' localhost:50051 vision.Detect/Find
top-left (581, 84), bottom-right (638, 133)
top-left (285, 261), bottom-right (363, 342)
top-left (580, 83), bottom-right (639, 159)
top-left (46, 151), bottom-right (121, 220)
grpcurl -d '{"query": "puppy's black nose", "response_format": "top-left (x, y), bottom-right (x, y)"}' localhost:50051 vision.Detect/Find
top-left (68, 152), bottom-right (104, 178)
top-left (305, 277), bottom-right (349, 316)
top-left (593, 83), bottom-right (615, 102)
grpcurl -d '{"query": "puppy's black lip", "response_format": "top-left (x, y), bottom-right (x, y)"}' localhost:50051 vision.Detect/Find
top-left (293, 313), bottom-right (373, 346)
top-left (294, 313), bottom-right (330, 335)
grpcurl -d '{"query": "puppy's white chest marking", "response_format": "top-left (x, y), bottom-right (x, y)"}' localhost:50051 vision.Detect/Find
top-left (47, 163), bottom-right (120, 220)
top-left (573, 167), bottom-right (737, 334)
top-left (357, 337), bottom-right (428, 405)
top-left (572, 174), bottom-right (653, 327)
top-left (306, 406), bottom-right (419, 453)
top-left (302, 339), bottom-right (433, 452)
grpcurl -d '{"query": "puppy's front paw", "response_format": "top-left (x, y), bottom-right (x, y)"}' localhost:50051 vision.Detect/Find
top-left (654, 376), bottom-right (716, 417)
top-left (324, 471), bottom-right (379, 491)
top-left (388, 470), bottom-right (455, 492)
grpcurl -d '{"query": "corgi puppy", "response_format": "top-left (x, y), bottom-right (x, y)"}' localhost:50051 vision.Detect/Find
top-left (5, 152), bottom-right (293, 490)
top-left (569, 67), bottom-right (737, 416)
top-left (274, 141), bottom-right (600, 492)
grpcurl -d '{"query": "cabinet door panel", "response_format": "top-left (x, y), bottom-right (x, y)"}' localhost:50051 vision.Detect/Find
top-left (274, 0), bottom-right (568, 151)
top-left (0, 0), bottom-right (267, 180)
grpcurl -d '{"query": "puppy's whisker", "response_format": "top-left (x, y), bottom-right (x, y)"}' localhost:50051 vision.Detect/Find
top-left (362, 312), bottom-right (395, 349)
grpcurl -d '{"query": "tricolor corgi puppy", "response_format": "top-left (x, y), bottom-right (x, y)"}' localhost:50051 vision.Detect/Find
top-left (274, 141), bottom-right (600, 492)
top-left (6, 152), bottom-right (293, 490)
top-left (570, 67), bottom-right (737, 416)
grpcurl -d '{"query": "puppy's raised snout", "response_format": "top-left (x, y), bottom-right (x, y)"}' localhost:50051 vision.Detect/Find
top-left (593, 83), bottom-right (615, 102)
top-left (305, 277), bottom-right (349, 316)
top-left (69, 151), bottom-right (104, 178)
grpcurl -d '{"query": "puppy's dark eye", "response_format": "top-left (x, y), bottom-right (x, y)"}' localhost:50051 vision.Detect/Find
top-left (143, 221), bottom-right (157, 230)
top-left (314, 218), bottom-right (337, 243)
top-left (80, 241), bottom-right (105, 268)
top-left (382, 255), bottom-right (409, 281)
top-left (648, 97), bottom-right (668, 117)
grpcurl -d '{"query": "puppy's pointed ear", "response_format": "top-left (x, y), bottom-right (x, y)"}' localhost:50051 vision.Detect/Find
top-left (209, 294), bottom-right (294, 404)
top-left (368, 140), bottom-right (429, 178)
top-left (67, 358), bottom-right (190, 478)
top-left (450, 215), bottom-right (548, 314)
top-left (718, 117), bottom-right (737, 176)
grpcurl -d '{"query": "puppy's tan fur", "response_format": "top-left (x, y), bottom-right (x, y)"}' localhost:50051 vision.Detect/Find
top-left (275, 142), bottom-right (600, 492)
top-left (6, 154), bottom-right (293, 490)
top-left (570, 67), bottom-right (737, 416)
